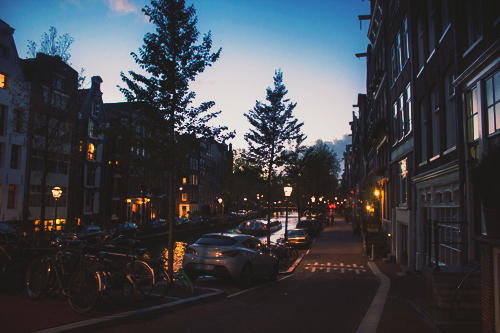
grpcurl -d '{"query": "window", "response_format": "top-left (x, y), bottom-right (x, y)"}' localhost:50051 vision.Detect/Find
top-left (431, 88), bottom-right (440, 157)
top-left (7, 185), bottom-right (17, 209)
top-left (417, 14), bottom-right (426, 72)
top-left (421, 101), bottom-right (428, 162)
top-left (402, 17), bottom-right (409, 65)
top-left (84, 191), bottom-right (94, 213)
top-left (445, 69), bottom-right (456, 148)
top-left (10, 144), bottom-right (20, 169)
top-left (465, 87), bottom-right (480, 160)
top-left (405, 84), bottom-right (412, 134)
top-left (399, 93), bottom-right (405, 139)
top-left (0, 44), bottom-right (9, 58)
top-left (399, 158), bottom-right (408, 205)
top-left (183, 177), bottom-right (187, 184)
top-left (92, 102), bottom-right (99, 116)
top-left (0, 73), bottom-right (8, 89)
top-left (486, 70), bottom-right (500, 135)
top-left (191, 174), bottom-right (198, 185)
top-left (393, 101), bottom-right (399, 144)
top-left (88, 120), bottom-right (97, 138)
top-left (396, 31), bottom-right (402, 73)
top-left (0, 104), bottom-right (5, 136)
top-left (88, 143), bottom-right (96, 160)
top-left (428, 0), bottom-right (437, 54)
top-left (182, 193), bottom-right (187, 201)
top-left (467, 0), bottom-right (483, 48)
top-left (52, 74), bottom-right (64, 91)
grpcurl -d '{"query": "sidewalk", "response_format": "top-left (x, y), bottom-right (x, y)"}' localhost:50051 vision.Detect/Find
top-left (0, 285), bottom-right (225, 333)
top-left (371, 259), bottom-right (442, 333)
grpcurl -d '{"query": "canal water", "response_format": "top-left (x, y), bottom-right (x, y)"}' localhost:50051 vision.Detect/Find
top-left (152, 212), bottom-right (302, 270)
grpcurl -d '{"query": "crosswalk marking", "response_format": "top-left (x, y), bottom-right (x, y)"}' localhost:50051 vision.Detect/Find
top-left (304, 262), bottom-right (366, 274)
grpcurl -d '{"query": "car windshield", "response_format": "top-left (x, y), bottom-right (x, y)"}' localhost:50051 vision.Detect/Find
top-left (69, 225), bottom-right (86, 233)
top-left (297, 221), bottom-right (311, 227)
top-left (287, 230), bottom-right (304, 236)
top-left (0, 223), bottom-right (13, 231)
top-left (195, 236), bottom-right (237, 246)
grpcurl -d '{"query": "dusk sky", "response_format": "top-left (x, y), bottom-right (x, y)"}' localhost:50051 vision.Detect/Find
top-left (2, 0), bottom-right (370, 150)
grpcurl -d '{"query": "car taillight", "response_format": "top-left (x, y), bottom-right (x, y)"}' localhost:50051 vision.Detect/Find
top-left (218, 250), bottom-right (239, 257)
top-left (185, 246), bottom-right (197, 255)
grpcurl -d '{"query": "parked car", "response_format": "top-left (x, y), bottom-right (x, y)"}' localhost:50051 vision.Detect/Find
top-left (227, 212), bottom-right (237, 220)
top-left (237, 210), bottom-right (247, 217)
top-left (148, 219), bottom-right (167, 233)
top-left (189, 216), bottom-right (204, 228)
top-left (296, 219), bottom-right (320, 237)
top-left (284, 228), bottom-right (311, 248)
top-left (175, 217), bottom-right (190, 230)
top-left (0, 222), bottom-right (18, 243)
top-left (110, 222), bottom-right (140, 238)
top-left (183, 233), bottom-right (279, 288)
top-left (64, 224), bottom-right (102, 243)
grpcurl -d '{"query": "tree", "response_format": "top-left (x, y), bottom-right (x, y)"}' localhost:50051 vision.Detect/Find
top-left (27, 27), bottom-right (86, 88)
top-left (244, 70), bottom-right (305, 245)
top-left (117, 0), bottom-right (233, 277)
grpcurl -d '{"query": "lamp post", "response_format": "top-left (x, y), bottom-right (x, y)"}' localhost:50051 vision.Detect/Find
top-left (244, 197), bottom-right (247, 211)
top-left (311, 196), bottom-right (315, 214)
top-left (284, 185), bottom-right (293, 241)
top-left (256, 194), bottom-right (260, 215)
top-left (319, 197), bottom-right (323, 215)
top-left (52, 185), bottom-right (62, 231)
top-left (218, 198), bottom-right (223, 224)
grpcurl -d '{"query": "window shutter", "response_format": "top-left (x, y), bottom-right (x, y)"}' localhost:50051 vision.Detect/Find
top-left (95, 166), bottom-right (101, 187)
top-left (93, 192), bottom-right (99, 213)
top-left (84, 164), bottom-right (88, 187)
top-left (97, 144), bottom-right (103, 162)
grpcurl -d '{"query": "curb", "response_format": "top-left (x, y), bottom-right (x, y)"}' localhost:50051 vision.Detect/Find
top-left (279, 254), bottom-right (306, 274)
top-left (34, 288), bottom-right (226, 333)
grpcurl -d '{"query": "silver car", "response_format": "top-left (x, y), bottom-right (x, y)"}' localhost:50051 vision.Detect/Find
top-left (182, 233), bottom-right (279, 288)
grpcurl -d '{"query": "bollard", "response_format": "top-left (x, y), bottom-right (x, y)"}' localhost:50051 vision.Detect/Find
top-left (372, 244), bottom-right (375, 261)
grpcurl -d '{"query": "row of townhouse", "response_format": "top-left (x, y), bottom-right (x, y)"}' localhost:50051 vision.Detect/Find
top-left (0, 19), bottom-right (231, 232)
top-left (344, 1), bottom-right (500, 329)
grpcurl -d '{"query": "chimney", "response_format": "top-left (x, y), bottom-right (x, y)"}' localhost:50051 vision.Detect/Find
top-left (91, 76), bottom-right (103, 89)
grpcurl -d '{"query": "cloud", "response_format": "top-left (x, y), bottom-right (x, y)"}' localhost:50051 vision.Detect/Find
top-left (104, 0), bottom-right (137, 14)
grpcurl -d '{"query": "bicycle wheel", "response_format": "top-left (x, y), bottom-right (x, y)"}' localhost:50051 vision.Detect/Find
top-left (128, 261), bottom-right (154, 301)
top-left (26, 256), bottom-right (51, 300)
top-left (5, 257), bottom-right (29, 296)
top-left (67, 265), bottom-right (102, 315)
top-left (149, 265), bottom-right (170, 300)
top-left (105, 269), bottom-right (136, 303)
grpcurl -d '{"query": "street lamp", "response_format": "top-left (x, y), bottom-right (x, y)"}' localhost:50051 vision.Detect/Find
top-left (319, 197), bottom-right (323, 215)
top-left (52, 185), bottom-right (62, 231)
top-left (218, 198), bottom-right (223, 224)
top-left (284, 185), bottom-right (293, 241)
top-left (244, 197), bottom-right (247, 211)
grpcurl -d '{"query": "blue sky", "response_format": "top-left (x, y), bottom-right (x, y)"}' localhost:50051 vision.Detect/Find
top-left (2, 0), bottom-right (370, 150)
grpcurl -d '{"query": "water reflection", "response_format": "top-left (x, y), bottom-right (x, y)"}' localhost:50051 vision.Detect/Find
top-left (154, 212), bottom-right (301, 270)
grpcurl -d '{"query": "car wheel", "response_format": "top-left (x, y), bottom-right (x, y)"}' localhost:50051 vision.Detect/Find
top-left (237, 263), bottom-right (252, 288)
top-left (269, 262), bottom-right (279, 282)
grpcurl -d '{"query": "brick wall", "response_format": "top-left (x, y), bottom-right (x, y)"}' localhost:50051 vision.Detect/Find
top-left (481, 243), bottom-right (496, 332)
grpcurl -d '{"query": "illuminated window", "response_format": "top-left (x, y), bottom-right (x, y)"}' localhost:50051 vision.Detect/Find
top-left (183, 178), bottom-right (187, 184)
top-left (0, 73), bottom-right (8, 89)
top-left (88, 143), bottom-right (95, 160)
top-left (182, 193), bottom-right (187, 201)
